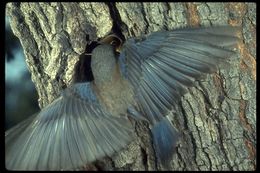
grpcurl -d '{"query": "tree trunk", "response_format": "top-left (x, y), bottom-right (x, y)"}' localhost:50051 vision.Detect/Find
top-left (6, 2), bottom-right (256, 171)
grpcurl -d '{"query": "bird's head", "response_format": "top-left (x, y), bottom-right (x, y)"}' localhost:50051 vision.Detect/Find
top-left (90, 34), bottom-right (123, 87)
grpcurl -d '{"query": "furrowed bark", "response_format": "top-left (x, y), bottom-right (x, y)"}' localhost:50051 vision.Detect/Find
top-left (6, 2), bottom-right (256, 171)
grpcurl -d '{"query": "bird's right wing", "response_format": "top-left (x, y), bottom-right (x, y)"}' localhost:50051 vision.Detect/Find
top-left (5, 82), bottom-right (134, 170)
top-left (119, 26), bottom-right (240, 125)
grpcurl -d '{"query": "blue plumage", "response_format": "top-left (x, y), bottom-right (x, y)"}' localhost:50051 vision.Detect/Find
top-left (5, 26), bottom-right (239, 170)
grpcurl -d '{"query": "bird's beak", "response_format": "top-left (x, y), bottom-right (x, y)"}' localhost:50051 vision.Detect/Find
top-left (98, 34), bottom-right (123, 53)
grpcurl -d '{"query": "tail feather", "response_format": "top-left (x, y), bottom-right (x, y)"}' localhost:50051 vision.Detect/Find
top-left (151, 118), bottom-right (180, 165)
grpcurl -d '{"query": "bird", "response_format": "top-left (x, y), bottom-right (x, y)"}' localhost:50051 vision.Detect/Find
top-left (5, 25), bottom-right (240, 170)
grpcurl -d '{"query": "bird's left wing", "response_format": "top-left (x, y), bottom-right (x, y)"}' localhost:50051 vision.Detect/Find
top-left (119, 26), bottom-right (240, 125)
top-left (5, 82), bottom-right (134, 170)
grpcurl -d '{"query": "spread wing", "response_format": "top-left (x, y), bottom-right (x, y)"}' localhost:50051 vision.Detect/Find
top-left (5, 82), bottom-right (134, 170)
top-left (119, 26), bottom-right (239, 125)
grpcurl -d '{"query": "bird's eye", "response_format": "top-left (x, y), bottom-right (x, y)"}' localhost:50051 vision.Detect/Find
top-left (110, 40), bottom-right (117, 46)
top-left (98, 34), bottom-right (123, 52)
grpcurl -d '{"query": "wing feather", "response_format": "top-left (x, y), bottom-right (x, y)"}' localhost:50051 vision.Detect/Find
top-left (119, 26), bottom-right (239, 124)
top-left (5, 82), bottom-right (134, 170)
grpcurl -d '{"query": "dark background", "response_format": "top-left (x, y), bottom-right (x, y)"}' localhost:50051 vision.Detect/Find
top-left (5, 16), bottom-right (39, 130)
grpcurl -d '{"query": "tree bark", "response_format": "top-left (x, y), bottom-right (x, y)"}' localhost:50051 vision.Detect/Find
top-left (6, 2), bottom-right (256, 171)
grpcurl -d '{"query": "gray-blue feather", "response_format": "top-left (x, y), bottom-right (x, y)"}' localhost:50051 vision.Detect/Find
top-left (5, 82), bottom-right (134, 170)
top-left (5, 26), bottom-right (240, 170)
top-left (151, 118), bottom-right (180, 164)
top-left (119, 26), bottom-right (239, 164)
